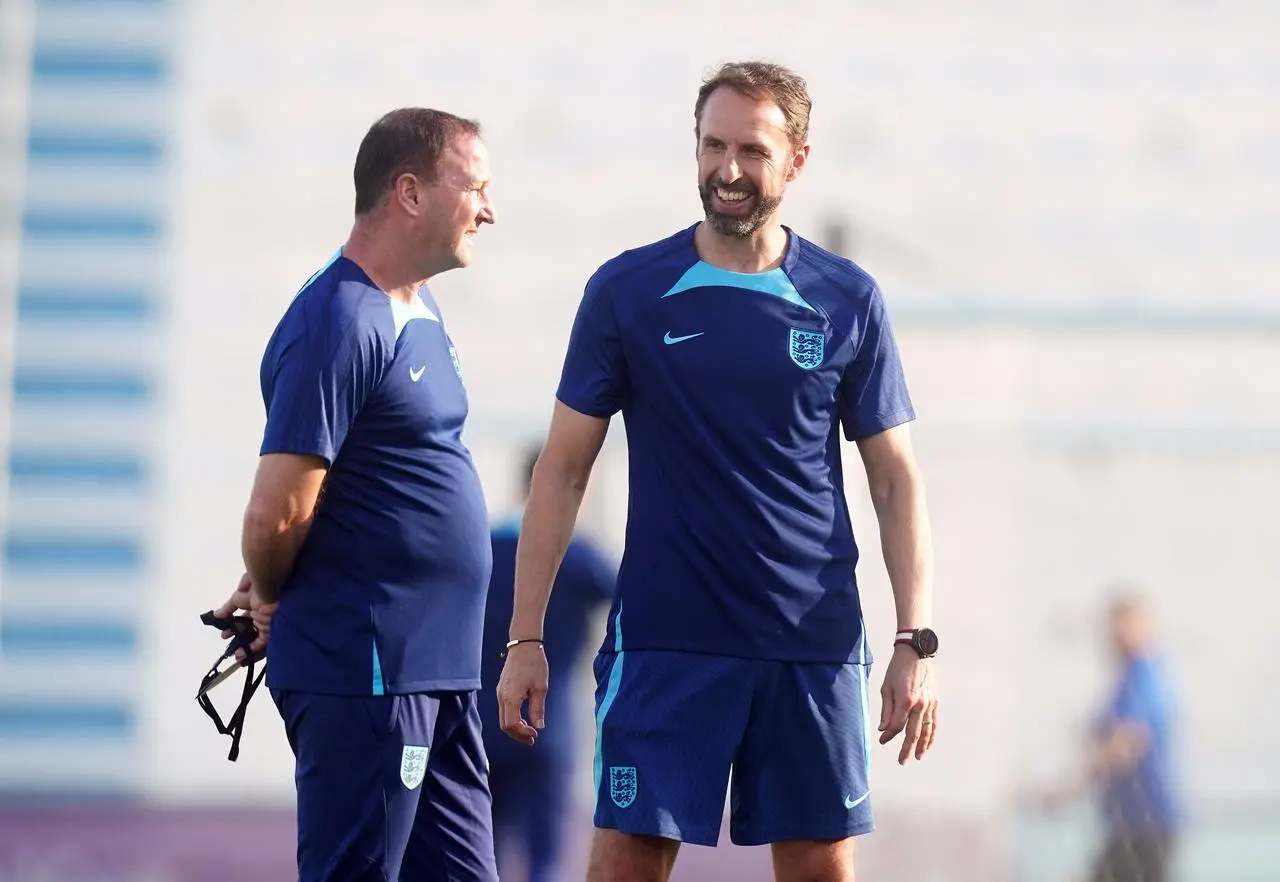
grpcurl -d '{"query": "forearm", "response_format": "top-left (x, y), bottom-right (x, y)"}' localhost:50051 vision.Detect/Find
top-left (872, 464), bottom-right (934, 630)
top-left (509, 464), bottom-right (590, 640)
top-left (241, 509), bottom-right (313, 604)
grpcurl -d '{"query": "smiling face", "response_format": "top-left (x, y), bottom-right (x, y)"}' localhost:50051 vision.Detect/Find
top-left (351, 108), bottom-right (496, 278)
top-left (412, 133), bottom-right (495, 272)
top-left (694, 78), bottom-right (810, 239)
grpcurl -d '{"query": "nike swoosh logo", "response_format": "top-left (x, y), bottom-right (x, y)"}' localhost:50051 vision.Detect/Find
top-left (663, 331), bottom-right (704, 345)
top-left (409, 365), bottom-right (426, 382)
top-left (844, 792), bottom-right (869, 809)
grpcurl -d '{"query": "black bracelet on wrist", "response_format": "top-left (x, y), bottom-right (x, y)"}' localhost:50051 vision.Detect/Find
top-left (499, 638), bottom-right (544, 660)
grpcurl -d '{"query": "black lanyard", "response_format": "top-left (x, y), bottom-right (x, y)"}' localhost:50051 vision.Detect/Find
top-left (195, 610), bottom-right (265, 762)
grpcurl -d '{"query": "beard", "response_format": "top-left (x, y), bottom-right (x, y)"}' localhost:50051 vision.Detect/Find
top-left (698, 177), bottom-right (783, 238)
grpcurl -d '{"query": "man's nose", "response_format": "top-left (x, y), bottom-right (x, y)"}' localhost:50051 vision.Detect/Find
top-left (718, 152), bottom-right (743, 184)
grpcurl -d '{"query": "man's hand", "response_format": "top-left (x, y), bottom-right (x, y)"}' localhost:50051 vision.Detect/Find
top-left (495, 642), bottom-right (549, 747)
top-left (213, 572), bottom-right (276, 664)
top-left (878, 643), bottom-right (939, 764)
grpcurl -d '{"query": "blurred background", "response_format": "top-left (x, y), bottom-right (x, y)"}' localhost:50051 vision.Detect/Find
top-left (0, 0), bottom-right (1277, 880)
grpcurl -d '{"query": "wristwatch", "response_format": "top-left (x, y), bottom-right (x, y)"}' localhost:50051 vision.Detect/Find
top-left (894, 628), bottom-right (939, 659)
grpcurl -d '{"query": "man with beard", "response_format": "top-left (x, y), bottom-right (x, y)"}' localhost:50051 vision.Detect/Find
top-left (497, 62), bottom-right (939, 882)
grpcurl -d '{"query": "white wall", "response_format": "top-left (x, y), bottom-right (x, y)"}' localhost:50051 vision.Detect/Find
top-left (150, 0), bottom-right (1280, 809)
top-left (1, 0), bottom-right (1276, 815)
top-left (0, 0), bottom-right (178, 794)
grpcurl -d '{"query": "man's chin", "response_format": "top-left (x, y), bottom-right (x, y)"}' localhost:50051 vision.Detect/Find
top-left (451, 241), bottom-right (474, 268)
top-left (704, 211), bottom-right (765, 239)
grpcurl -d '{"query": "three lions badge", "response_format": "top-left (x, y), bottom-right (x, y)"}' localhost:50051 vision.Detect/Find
top-left (609, 766), bottom-right (637, 808)
top-left (788, 328), bottom-right (825, 370)
top-left (400, 745), bottom-right (430, 790)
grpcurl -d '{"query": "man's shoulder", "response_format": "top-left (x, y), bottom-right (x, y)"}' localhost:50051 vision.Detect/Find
top-left (789, 231), bottom-right (881, 305)
top-left (277, 253), bottom-right (394, 344)
top-left (563, 532), bottom-right (606, 564)
top-left (585, 225), bottom-right (700, 301)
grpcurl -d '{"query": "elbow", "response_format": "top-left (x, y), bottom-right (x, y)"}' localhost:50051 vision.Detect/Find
top-left (867, 476), bottom-right (893, 513)
top-left (868, 460), bottom-right (924, 515)
top-left (241, 505), bottom-right (277, 560)
top-left (565, 465), bottom-right (592, 496)
top-left (241, 500), bottom-right (301, 552)
top-left (534, 452), bottom-right (592, 498)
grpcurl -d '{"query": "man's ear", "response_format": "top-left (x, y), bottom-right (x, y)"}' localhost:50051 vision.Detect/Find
top-left (394, 173), bottom-right (421, 216)
top-left (787, 143), bottom-right (811, 183)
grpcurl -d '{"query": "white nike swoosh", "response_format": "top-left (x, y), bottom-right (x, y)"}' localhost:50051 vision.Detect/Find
top-left (409, 365), bottom-right (426, 382)
top-left (844, 792), bottom-right (869, 809)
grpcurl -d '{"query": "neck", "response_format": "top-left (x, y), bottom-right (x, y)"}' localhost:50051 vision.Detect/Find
top-left (342, 217), bottom-right (430, 305)
top-left (1119, 646), bottom-right (1146, 663)
top-left (694, 219), bottom-right (789, 273)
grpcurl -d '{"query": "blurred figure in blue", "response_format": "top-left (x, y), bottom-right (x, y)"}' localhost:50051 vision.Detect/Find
top-left (1045, 591), bottom-right (1180, 882)
top-left (479, 443), bottom-right (617, 882)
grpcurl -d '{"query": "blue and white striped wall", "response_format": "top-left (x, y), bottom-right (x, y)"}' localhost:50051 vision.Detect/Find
top-left (0, 0), bottom-right (173, 795)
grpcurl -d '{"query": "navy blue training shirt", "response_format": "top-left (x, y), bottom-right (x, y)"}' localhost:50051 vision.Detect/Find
top-left (257, 251), bottom-right (492, 695)
top-left (556, 224), bottom-right (915, 665)
top-left (479, 512), bottom-right (616, 762)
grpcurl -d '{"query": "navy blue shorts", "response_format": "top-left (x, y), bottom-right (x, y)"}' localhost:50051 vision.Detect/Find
top-left (272, 689), bottom-right (498, 882)
top-left (591, 650), bottom-right (875, 846)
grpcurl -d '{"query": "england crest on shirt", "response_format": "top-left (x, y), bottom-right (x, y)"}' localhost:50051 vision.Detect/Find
top-left (788, 328), bottom-right (825, 370)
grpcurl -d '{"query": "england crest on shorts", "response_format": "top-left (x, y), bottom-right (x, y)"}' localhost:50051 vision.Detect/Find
top-left (400, 745), bottom-right (429, 790)
top-left (788, 328), bottom-right (825, 370)
top-left (609, 765), bottom-right (637, 808)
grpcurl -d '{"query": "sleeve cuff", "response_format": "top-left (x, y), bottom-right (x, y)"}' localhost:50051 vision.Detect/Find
top-left (842, 406), bottom-right (917, 442)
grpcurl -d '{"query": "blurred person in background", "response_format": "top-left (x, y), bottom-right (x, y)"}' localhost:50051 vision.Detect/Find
top-left (497, 60), bottom-right (938, 882)
top-left (212, 107), bottom-right (501, 882)
top-left (1042, 592), bottom-right (1180, 882)
top-left (479, 442), bottom-right (617, 882)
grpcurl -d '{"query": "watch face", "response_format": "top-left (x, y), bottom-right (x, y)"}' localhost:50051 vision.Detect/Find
top-left (915, 628), bottom-right (939, 656)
